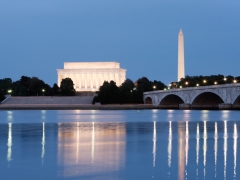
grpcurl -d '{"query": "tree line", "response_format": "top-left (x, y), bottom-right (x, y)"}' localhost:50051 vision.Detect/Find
top-left (177, 74), bottom-right (240, 88)
top-left (0, 76), bottom-right (75, 101)
top-left (93, 77), bottom-right (166, 104)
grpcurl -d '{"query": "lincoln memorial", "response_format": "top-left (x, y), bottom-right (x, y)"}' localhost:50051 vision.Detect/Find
top-left (57, 62), bottom-right (126, 92)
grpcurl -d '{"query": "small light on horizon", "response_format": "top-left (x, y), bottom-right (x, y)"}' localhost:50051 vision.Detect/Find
top-left (196, 84), bottom-right (199, 87)
top-left (214, 81), bottom-right (217, 85)
top-left (233, 80), bottom-right (237, 84)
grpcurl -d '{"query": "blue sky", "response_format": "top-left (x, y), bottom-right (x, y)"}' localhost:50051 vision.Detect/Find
top-left (0, 0), bottom-right (239, 86)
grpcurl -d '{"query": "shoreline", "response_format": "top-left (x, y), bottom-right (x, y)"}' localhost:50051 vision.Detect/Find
top-left (0, 104), bottom-right (155, 110)
top-left (0, 104), bottom-right (239, 110)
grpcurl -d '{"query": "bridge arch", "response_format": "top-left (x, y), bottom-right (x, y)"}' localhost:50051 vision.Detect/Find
top-left (233, 95), bottom-right (240, 106)
top-left (145, 96), bottom-right (153, 104)
top-left (159, 94), bottom-right (184, 106)
top-left (190, 90), bottom-right (225, 104)
top-left (192, 92), bottom-right (224, 109)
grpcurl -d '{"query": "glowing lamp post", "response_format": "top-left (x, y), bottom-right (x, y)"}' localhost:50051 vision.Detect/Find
top-left (203, 80), bottom-right (207, 84)
top-left (185, 81), bottom-right (188, 87)
top-left (224, 78), bottom-right (227, 81)
top-left (214, 81), bottom-right (217, 85)
top-left (233, 80), bottom-right (237, 84)
top-left (168, 84), bottom-right (172, 89)
top-left (8, 90), bottom-right (12, 94)
top-left (153, 85), bottom-right (156, 91)
top-left (42, 89), bottom-right (45, 96)
top-left (196, 84), bottom-right (199, 87)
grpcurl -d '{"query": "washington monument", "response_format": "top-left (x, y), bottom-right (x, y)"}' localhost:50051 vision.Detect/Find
top-left (178, 29), bottom-right (185, 81)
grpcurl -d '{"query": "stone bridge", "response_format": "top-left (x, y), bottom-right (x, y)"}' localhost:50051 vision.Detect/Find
top-left (143, 83), bottom-right (240, 109)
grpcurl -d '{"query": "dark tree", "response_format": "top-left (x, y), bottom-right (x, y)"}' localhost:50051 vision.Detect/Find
top-left (94, 81), bottom-right (120, 104)
top-left (28, 77), bottom-right (45, 96)
top-left (136, 77), bottom-right (152, 92)
top-left (119, 79), bottom-right (134, 103)
top-left (0, 91), bottom-right (5, 102)
top-left (0, 78), bottom-right (13, 94)
top-left (52, 83), bottom-right (60, 95)
top-left (59, 78), bottom-right (76, 96)
top-left (177, 74), bottom-right (235, 88)
top-left (151, 80), bottom-right (166, 90)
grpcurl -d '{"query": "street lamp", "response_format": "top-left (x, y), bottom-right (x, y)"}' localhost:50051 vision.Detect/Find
top-left (153, 85), bottom-right (156, 90)
top-left (8, 90), bottom-right (12, 94)
top-left (196, 84), bottom-right (199, 87)
top-left (203, 80), bottom-right (207, 84)
top-left (185, 82), bottom-right (188, 87)
top-left (42, 89), bottom-right (45, 96)
top-left (214, 81), bottom-right (217, 85)
top-left (224, 77), bottom-right (227, 81)
top-left (233, 80), bottom-right (237, 84)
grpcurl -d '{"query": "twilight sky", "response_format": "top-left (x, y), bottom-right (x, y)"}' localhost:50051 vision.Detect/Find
top-left (0, 0), bottom-right (239, 86)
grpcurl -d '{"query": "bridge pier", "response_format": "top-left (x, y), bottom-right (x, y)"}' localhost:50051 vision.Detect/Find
top-left (219, 103), bottom-right (232, 110)
top-left (179, 103), bottom-right (191, 109)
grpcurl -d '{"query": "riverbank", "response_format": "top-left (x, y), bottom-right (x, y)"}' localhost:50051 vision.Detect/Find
top-left (0, 104), bottom-right (155, 110)
top-left (1, 104), bottom-right (239, 110)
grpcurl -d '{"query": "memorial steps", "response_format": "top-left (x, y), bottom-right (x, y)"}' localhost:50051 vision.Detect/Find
top-left (1, 96), bottom-right (94, 105)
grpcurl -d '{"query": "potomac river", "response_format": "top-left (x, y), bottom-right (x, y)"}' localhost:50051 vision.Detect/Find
top-left (0, 110), bottom-right (239, 179)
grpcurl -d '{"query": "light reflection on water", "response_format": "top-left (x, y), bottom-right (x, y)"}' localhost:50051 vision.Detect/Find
top-left (57, 122), bottom-right (126, 179)
top-left (0, 110), bottom-right (240, 179)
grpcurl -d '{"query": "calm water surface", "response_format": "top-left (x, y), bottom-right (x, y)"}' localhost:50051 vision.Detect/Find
top-left (0, 110), bottom-right (240, 180)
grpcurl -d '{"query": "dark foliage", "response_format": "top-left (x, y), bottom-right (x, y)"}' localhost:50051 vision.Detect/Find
top-left (178, 74), bottom-right (238, 88)
top-left (52, 83), bottom-right (60, 95)
top-left (0, 78), bottom-right (12, 94)
top-left (11, 76), bottom-right (52, 96)
top-left (0, 91), bottom-right (5, 102)
top-left (94, 81), bottom-right (120, 104)
top-left (59, 78), bottom-right (76, 96)
top-left (93, 77), bottom-right (167, 104)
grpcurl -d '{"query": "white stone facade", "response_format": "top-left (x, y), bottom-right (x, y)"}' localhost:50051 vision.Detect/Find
top-left (143, 83), bottom-right (240, 106)
top-left (57, 62), bottom-right (126, 91)
top-left (178, 29), bottom-right (185, 81)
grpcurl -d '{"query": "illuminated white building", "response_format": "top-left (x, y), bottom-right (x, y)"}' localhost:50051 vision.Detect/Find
top-left (57, 62), bottom-right (126, 91)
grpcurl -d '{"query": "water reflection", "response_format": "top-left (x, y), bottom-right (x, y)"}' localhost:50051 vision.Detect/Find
top-left (214, 122), bottom-right (218, 178)
top-left (57, 122), bottom-right (126, 178)
top-left (168, 121), bottom-right (172, 168)
top-left (7, 111), bottom-right (13, 121)
top-left (41, 122), bottom-right (45, 162)
top-left (203, 121), bottom-right (207, 178)
top-left (0, 110), bottom-right (240, 180)
top-left (91, 122), bottom-right (95, 163)
top-left (224, 121), bottom-right (228, 180)
top-left (178, 122), bottom-right (185, 180)
top-left (153, 121), bottom-right (157, 167)
top-left (196, 123), bottom-right (200, 178)
top-left (7, 123), bottom-right (12, 162)
top-left (233, 123), bottom-right (238, 179)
